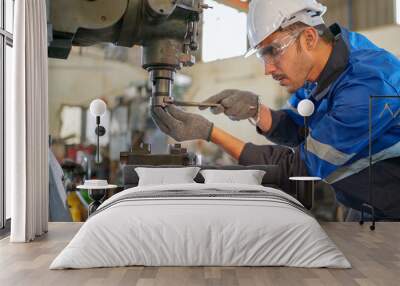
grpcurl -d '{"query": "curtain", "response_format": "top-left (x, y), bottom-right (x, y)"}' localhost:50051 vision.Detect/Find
top-left (7, 0), bottom-right (49, 242)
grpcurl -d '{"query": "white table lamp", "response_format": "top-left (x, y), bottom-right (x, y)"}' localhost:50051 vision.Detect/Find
top-left (297, 99), bottom-right (315, 160)
top-left (288, 99), bottom-right (321, 210)
top-left (89, 99), bottom-right (107, 163)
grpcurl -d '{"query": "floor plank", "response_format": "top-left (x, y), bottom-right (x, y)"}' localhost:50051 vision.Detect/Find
top-left (0, 222), bottom-right (399, 286)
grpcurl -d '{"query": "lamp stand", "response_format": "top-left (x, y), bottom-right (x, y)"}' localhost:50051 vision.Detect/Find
top-left (94, 116), bottom-right (106, 164)
top-left (303, 116), bottom-right (309, 174)
top-left (96, 116), bottom-right (100, 163)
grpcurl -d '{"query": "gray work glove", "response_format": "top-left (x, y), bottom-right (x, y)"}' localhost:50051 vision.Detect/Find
top-left (200, 89), bottom-right (259, 121)
top-left (151, 105), bottom-right (214, 142)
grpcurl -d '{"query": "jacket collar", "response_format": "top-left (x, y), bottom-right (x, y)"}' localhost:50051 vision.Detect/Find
top-left (310, 24), bottom-right (349, 101)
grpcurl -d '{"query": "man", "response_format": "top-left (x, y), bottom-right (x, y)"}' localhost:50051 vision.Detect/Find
top-left (151, 0), bottom-right (400, 219)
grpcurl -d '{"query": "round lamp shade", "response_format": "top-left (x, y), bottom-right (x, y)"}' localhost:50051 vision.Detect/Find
top-left (297, 99), bottom-right (315, 117)
top-left (89, 99), bottom-right (107, 117)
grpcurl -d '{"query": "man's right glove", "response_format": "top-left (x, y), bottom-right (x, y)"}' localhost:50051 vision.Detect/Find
top-left (151, 105), bottom-right (214, 142)
top-left (199, 89), bottom-right (259, 121)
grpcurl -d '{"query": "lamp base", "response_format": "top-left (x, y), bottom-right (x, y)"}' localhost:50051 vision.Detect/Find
top-left (87, 189), bottom-right (107, 216)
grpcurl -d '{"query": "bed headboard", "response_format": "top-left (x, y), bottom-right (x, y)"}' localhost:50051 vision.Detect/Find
top-left (122, 164), bottom-right (284, 190)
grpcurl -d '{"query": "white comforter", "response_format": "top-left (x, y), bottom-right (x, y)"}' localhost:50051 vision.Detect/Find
top-left (50, 183), bottom-right (351, 269)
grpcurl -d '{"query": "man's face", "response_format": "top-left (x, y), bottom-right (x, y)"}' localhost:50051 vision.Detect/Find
top-left (257, 29), bottom-right (314, 93)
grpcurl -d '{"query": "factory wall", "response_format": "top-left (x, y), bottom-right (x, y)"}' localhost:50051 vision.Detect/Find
top-left (216, 0), bottom-right (397, 30)
top-left (319, 0), bottom-right (396, 30)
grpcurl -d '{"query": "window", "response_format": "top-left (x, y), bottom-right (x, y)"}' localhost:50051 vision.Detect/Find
top-left (1, 0), bottom-right (14, 231)
top-left (5, 0), bottom-right (13, 33)
top-left (60, 106), bottom-right (84, 145)
top-left (397, 0), bottom-right (400, 25)
top-left (201, 0), bottom-right (247, 62)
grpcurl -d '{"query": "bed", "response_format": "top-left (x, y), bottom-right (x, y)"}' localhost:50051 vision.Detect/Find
top-left (50, 165), bottom-right (350, 269)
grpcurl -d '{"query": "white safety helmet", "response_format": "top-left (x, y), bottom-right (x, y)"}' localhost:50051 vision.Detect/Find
top-left (245, 0), bottom-right (327, 58)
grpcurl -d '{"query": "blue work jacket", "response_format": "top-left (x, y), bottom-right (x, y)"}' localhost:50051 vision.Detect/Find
top-left (239, 24), bottom-right (400, 217)
top-left (284, 25), bottom-right (400, 184)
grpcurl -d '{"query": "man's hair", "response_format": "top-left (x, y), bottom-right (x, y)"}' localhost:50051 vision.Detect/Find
top-left (278, 22), bottom-right (334, 44)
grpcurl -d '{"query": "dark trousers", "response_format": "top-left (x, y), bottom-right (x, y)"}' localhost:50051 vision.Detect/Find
top-left (332, 157), bottom-right (400, 220)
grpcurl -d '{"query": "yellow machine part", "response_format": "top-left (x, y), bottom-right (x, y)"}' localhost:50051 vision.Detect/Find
top-left (67, 191), bottom-right (88, 222)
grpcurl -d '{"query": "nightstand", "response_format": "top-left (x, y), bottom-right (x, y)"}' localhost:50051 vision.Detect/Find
top-left (289, 177), bottom-right (321, 210)
top-left (77, 180), bottom-right (118, 216)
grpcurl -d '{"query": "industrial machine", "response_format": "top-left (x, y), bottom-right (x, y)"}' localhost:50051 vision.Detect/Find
top-left (120, 142), bottom-right (198, 165)
top-left (47, 0), bottom-right (210, 106)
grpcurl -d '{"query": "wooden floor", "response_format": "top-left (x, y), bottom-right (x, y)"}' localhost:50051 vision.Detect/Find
top-left (0, 222), bottom-right (399, 286)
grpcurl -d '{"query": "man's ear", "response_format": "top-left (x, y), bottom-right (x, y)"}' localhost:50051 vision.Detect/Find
top-left (303, 28), bottom-right (318, 50)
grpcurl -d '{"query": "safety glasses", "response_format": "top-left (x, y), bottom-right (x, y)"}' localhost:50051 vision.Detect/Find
top-left (255, 29), bottom-right (304, 65)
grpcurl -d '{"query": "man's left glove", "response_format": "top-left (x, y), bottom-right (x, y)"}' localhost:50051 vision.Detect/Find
top-left (151, 105), bottom-right (214, 142)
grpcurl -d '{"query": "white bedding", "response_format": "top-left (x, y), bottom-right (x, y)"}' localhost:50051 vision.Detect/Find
top-left (50, 183), bottom-right (351, 269)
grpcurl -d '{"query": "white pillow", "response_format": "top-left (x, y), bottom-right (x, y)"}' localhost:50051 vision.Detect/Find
top-left (200, 169), bottom-right (266, 185)
top-left (135, 167), bottom-right (200, 186)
